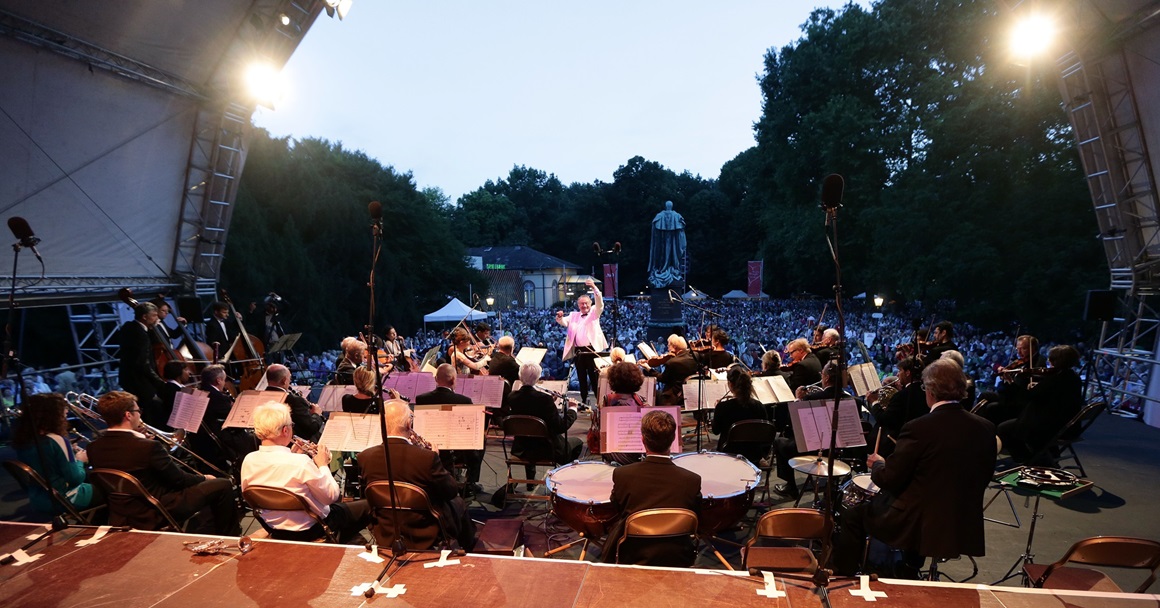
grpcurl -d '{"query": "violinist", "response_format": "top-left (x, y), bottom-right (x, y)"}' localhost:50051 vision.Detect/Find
top-left (642, 334), bottom-right (698, 406)
top-left (699, 328), bottom-right (737, 369)
top-left (380, 326), bottom-right (411, 372)
top-left (756, 350), bottom-right (791, 380)
top-left (448, 327), bottom-right (488, 375)
top-left (997, 345), bottom-right (1083, 464)
top-left (118, 301), bottom-right (166, 426)
top-left (976, 335), bottom-right (1042, 425)
top-left (332, 337), bottom-right (366, 385)
top-left (812, 328), bottom-right (841, 367)
top-left (487, 336), bottom-right (521, 389)
top-left (782, 338), bottom-right (821, 393)
top-left (921, 321), bottom-right (958, 363)
top-left (474, 322), bottom-right (495, 352)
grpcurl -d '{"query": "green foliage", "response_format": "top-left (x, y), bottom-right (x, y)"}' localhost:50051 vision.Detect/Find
top-left (225, 132), bottom-right (481, 351)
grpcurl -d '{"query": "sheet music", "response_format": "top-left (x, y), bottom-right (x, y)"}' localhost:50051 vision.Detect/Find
top-left (514, 347), bottom-right (547, 366)
top-left (788, 399), bottom-right (867, 452)
top-left (601, 405), bottom-right (681, 453)
top-left (413, 405), bottom-right (486, 450)
top-left (752, 376), bottom-right (796, 404)
top-left (318, 412), bottom-right (383, 452)
top-left (222, 390), bottom-right (285, 429)
top-left (168, 388), bottom-right (209, 433)
top-left (848, 362), bottom-right (882, 396)
top-left (637, 342), bottom-right (659, 360)
top-left (254, 374), bottom-right (268, 391)
top-left (317, 385), bottom-right (356, 412)
top-left (681, 379), bottom-right (730, 411)
top-left (292, 385), bottom-right (312, 399)
top-left (382, 372), bottom-right (437, 400)
top-left (454, 375), bottom-right (505, 408)
top-left (596, 376), bottom-right (655, 405)
top-left (594, 356), bottom-right (614, 370)
top-left (539, 380), bottom-right (568, 396)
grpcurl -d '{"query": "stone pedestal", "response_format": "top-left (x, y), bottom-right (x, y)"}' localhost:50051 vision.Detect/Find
top-left (646, 285), bottom-right (685, 342)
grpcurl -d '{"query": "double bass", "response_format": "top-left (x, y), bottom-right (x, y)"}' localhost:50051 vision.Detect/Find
top-left (219, 289), bottom-right (266, 391)
top-left (118, 288), bottom-right (192, 377)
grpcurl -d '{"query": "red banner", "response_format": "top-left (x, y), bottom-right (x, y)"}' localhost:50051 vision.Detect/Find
top-left (603, 263), bottom-right (619, 299)
top-left (747, 261), bottom-right (763, 297)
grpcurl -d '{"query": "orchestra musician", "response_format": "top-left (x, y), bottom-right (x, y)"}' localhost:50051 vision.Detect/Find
top-left (711, 367), bottom-right (771, 465)
top-left (192, 364), bottom-right (257, 474)
top-left (782, 338), bottom-right (821, 393)
top-left (773, 361), bottom-right (848, 500)
top-left (118, 301), bottom-right (167, 427)
top-left (13, 393), bottom-right (104, 516)
top-left (641, 334), bottom-right (699, 406)
top-left (204, 302), bottom-right (240, 354)
top-left (812, 328), bottom-right (841, 367)
top-left (556, 278), bottom-right (607, 405)
top-left (332, 337), bottom-right (367, 385)
top-left (867, 357), bottom-right (926, 458)
top-left (264, 364), bottom-right (323, 442)
top-left (487, 335), bottom-right (521, 390)
top-left (157, 360), bottom-right (189, 432)
top-left (241, 402), bottom-right (370, 543)
top-left (86, 391), bottom-right (240, 535)
top-left (380, 326), bottom-right (410, 372)
top-left (698, 328), bottom-right (737, 369)
top-left (359, 399), bottom-right (477, 550)
top-left (592, 361), bottom-right (649, 465)
top-left (150, 297), bottom-right (185, 347)
top-left (603, 410), bottom-right (701, 566)
top-left (976, 334), bottom-right (1043, 426)
top-left (997, 345), bottom-right (1084, 465)
top-left (756, 350), bottom-right (791, 380)
top-left (447, 327), bottom-right (488, 376)
top-left (833, 358), bottom-right (996, 578)
top-left (415, 364), bottom-right (484, 495)
top-left (342, 367), bottom-right (379, 414)
top-left (504, 362), bottom-right (583, 486)
top-left (922, 321), bottom-right (958, 362)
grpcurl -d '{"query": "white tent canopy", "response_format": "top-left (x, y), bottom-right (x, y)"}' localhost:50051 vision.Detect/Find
top-left (423, 298), bottom-right (489, 323)
top-left (722, 289), bottom-right (770, 300)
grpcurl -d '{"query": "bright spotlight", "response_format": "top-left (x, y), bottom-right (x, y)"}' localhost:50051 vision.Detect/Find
top-left (1010, 14), bottom-right (1056, 58)
top-left (244, 62), bottom-right (287, 109)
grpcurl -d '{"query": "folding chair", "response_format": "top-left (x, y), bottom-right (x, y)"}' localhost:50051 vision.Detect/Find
top-left (501, 415), bottom-right (555, 505)
top-left (1024, 536), bottom-right (1160, 593)
top-left (241, 485), bottom-right (338, 543)
top-left (364, 480), bottom-right (451, 551)
top-left (720, 420), bottom-right (776, 501)
top-left (614, 508), bottom-right (699, 568)
top-left (742, 507), bottom-right (830, 574)
top-left (1029, 401), bottom-right (1104, 477)
top-left (90, 468), bottom-right (190, 531)
top-left (2, 459), bottom-right (104, 524)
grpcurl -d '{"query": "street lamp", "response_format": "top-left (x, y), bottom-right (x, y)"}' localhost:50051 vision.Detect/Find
top-left (873, 295), bottom-right (884, 308)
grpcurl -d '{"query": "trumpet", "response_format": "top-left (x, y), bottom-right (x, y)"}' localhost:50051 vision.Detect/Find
top-left (291, 435), bottom-right (319, 458)
top-left (65, 392), bottom-right (108, 435)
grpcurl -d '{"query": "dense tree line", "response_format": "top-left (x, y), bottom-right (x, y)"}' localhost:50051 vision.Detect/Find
top-left (226, 0), bottom-right (1104, 347)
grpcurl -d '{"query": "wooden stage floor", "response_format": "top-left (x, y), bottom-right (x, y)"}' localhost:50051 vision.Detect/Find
top-left (1, 522), bottom-right (1157, 608)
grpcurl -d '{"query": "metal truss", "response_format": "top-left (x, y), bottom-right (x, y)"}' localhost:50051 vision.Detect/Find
top-left (65, 302), bottom-right (122, 392)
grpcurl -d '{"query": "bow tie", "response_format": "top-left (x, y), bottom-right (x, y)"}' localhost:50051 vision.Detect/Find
top-left (581, 313), bottom-right (589, 318)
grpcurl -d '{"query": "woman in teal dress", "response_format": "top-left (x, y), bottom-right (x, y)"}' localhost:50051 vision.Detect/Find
top-left (13, 393), bottom-right (101, 514)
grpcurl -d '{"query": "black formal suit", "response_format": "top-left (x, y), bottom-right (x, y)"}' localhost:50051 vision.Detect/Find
top-left (190, 385), bottom-right (255, 472)
top-left (487, 351), bottom-right (520, 391)
top-left (87, 430), bottom-right (239, 534)
top-left (785, 353), bottom-right (822, 392)
top-left (415, 386), bottom-right (482, 485)
top-left (157, 380), bottom-right (182, 431)
top-left (265, 387), bottom-right (323, 442)
top-left (925, 340), bottom-right (958, 363)
top-left (331, 358), bottom-right (357, 385)
top-left (870, 381), bottom-right (928, 458)
top-left (655, 351), bottom-right (700, 405)
top-left (712, 396), bottom-right (770, 465)
top-left (119, 321), bottom-right (165, 424)
top-left (835, 402), bottom-right (996, 573)
top-left (203, 316), bottom-right (239, 354)
top-left (813, 345), bottom-right (838, 367)
top-left (603, 455), bottom-right (702, 566)
top-left (998, 369), bottom-right (1083, 463)
top-left (358, 438), bottom-right (475, 550)
top-left (503, 385), bottom-right (581, 465)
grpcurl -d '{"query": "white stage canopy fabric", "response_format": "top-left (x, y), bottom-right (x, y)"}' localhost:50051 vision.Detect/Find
top-left (424, 298), bottom-right (489, 323)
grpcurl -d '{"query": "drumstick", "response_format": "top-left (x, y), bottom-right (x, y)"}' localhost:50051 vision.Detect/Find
top-left (873, 428), bottom-right (882, 455)
top-left (886, 434), bottom-right (896, 445)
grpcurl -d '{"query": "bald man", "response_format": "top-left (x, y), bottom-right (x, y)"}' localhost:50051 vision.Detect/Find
top-left (414, 364), bottom-right (482, 494)
top-left (264, 364), bottom-right (323, 442)
top-left (358, 399), bottom-right (476, 550)
top-left (487, 335), bottom-right (520, 387)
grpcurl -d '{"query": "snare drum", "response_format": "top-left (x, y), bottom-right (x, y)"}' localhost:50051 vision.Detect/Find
top-left (839, 474), bottom-right (880, 512)
top-left (672, 451), bottom-right (761, 534)
top-left (545, 461), bottom-right (618, 538)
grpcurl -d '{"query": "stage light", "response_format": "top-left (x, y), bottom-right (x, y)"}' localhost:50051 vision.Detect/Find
top-left (1010, 13), bottom-right (1055, 58)
top-left (244, 62), bottom-right (287, 109)
top-left (279, 13), bottom-right (290, 26)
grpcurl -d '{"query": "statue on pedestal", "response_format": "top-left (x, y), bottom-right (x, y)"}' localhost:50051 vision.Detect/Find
top-left (648, 201), bottom-right (686, 288)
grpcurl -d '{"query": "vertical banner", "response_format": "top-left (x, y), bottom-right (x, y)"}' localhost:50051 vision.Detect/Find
top-left (603, 263), bottom-right (619, 299)
top-left (747, 260), bottom-right (763, 297)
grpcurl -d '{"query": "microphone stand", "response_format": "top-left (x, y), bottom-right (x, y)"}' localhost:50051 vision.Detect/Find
top-left (3, 237), bottom-right (29, 420)
top-left (666, 293), bottom-right (722, 452)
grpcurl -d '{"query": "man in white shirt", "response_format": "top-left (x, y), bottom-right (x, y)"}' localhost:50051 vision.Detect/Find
top-left (556, 278), bottom-right (607, 405)
top-left (241, 402), bottom-right (369, 543)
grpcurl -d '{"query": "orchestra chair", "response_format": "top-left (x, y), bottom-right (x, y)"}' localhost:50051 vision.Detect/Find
top-left (614, 508), bottom-right (699, 568)
top-left (742, 508), bottom-right (830, 574)
top-left (1029, 401), bottom-right (1105, 477)
top-left (364, 480), bottom-right (450, 550)
top-left (500, 415), bottom-right (554, 506)
top-left (89, 468), bottom-right (191, 532)
top-left (3, 459), bottom-right (105, 525)
top-left (720, 420), bottom-right (777, 502)
top-left (1023, 536), bottom-right (1160, 593)
top-left (241, 485), bottom-right (338, 544)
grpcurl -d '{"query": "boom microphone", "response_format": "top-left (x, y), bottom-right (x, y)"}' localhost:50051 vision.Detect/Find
top-left (368, 201), bottom-right (383, 220)
top-left (593, 242), bottom-right (602, 255)
top-left (613, 242), bottom-right (621, 254)
top-left (7, 217), bottom-right (42, 262)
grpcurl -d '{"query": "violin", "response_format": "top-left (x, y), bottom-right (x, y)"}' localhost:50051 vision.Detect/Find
top-left (644, 352), bottom-right (676, 367)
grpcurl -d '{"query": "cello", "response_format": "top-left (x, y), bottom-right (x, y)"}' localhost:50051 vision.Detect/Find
top-left (219, 289), bottom-right (266, 391)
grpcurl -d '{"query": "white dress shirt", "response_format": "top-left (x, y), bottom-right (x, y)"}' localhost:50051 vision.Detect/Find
top-left (241, 445), bottom-right (340, 531)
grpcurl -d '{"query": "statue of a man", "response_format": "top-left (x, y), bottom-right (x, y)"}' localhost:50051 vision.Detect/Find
top-left (647, 201), bottom-right (686, 288)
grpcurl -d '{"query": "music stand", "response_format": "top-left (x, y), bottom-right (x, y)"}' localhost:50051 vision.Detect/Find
top-left (990, 466), bottom-right (1094, 585)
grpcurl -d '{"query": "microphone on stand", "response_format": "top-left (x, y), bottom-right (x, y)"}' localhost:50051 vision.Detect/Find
top-left (368, 201), bottom-right (383, 236)
top-left (7, 217), bottom-right (43, 263)
top-left (820, 174), bottom-right (844, 223)
top-left (668, 289), bottom-right (682, 304)
top-left (592, 242), bottom-right (602, 256)
top-left (612, 242), bottom-right (621, 254)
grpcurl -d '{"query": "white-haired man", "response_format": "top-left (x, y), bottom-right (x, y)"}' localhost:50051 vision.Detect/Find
top-left (503, 362), bottom-right (583, 486)
top-left (556, 278), bottom-right (607, 405)
top-left (240, 402), bottom-right (370, 543)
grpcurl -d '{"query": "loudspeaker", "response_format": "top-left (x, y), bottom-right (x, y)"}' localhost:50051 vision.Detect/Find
top-left (1083, 289), bottom-right (1117, 321)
